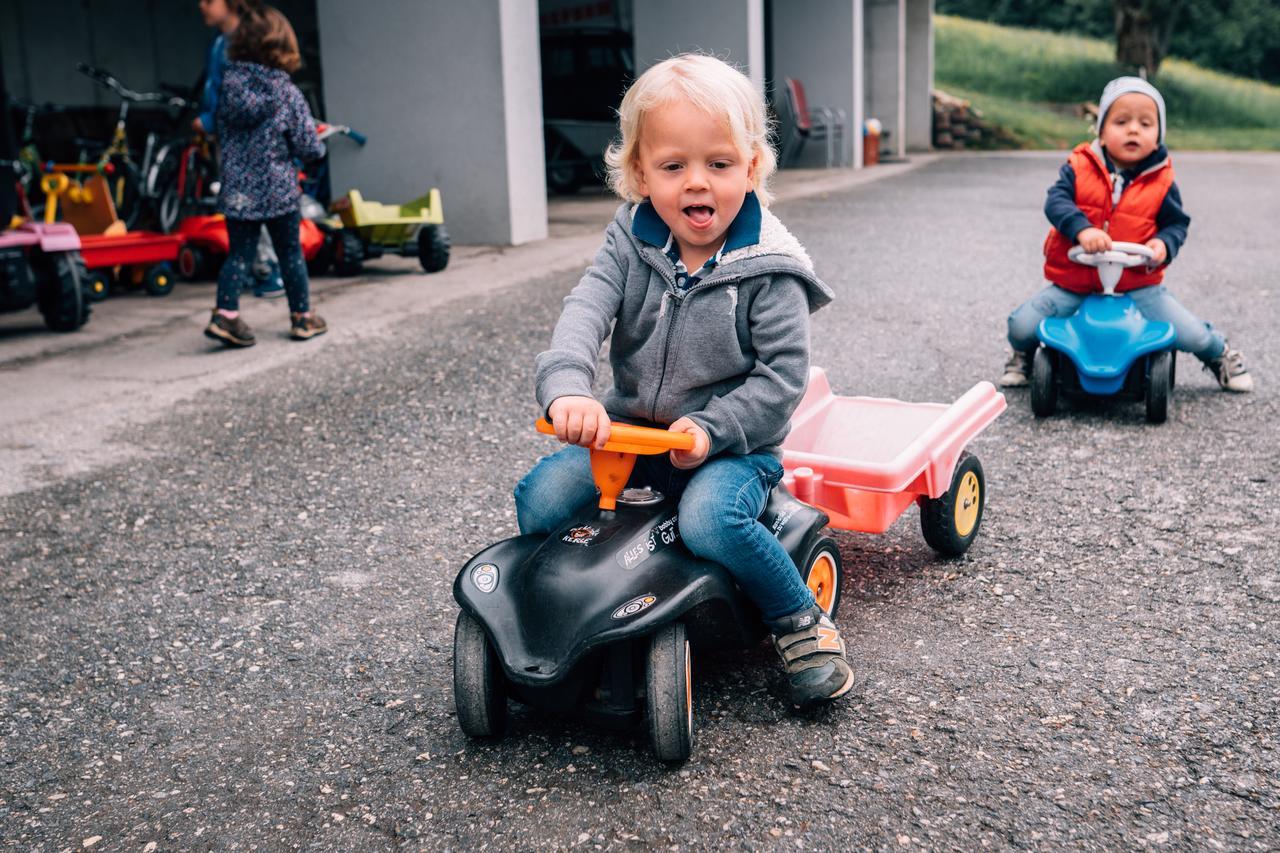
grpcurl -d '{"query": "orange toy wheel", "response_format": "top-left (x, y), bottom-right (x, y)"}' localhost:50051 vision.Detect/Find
top-left (799, 536), bottom-right (843, 618)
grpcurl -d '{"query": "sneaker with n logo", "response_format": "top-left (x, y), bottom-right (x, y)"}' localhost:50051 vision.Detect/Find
top-left (769, 605), bottom-right (855, 709)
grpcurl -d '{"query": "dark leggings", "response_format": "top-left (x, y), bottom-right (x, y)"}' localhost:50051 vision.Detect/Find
top-left (216, 212), bottom-right (310, 314)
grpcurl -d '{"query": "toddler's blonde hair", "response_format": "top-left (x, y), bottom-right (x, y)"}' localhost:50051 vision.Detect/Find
top-left (605, 53), bottom-right (777, 206)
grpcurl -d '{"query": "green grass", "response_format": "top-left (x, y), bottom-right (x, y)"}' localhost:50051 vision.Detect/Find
top-left (935, 15), bottom-right (1280, 150)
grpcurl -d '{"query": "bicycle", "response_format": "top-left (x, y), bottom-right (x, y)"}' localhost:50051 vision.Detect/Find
top-left (74, 63), bottom-right (189, 230)
top-left (150, 128), bottom-right (218, 234)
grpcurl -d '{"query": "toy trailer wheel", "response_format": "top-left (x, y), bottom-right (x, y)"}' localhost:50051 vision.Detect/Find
top-left (145, 264), bottom-right (176, 297)
top-left (453, 610), bottom-right (507, 738)
top-left (1145, 350), bottom-right (1173, 424)
top-left (86, 270), bottom-right (112, 302)
top-left (37, 251), bottom-right (90, 332)
top-left (306, 232), bottom-right (335, 277)
top-left (177, 245), bottom-right (207, 281)
top-left (331, 231), bottom-right (364, 276)
top-left (646, 622), bottom-right (693, 762)
top-left (799, 536), bottom-right (843, 619)
top-left (920, 452), bottom-right (986, 557)
top-left (417, 224), bottom-right (450, 273)
top-left (1030, 347), bottom-right (1057, 418)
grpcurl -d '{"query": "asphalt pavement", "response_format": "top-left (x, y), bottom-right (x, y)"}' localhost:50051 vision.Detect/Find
top-left (2, 152), bottom-right (1277, 850)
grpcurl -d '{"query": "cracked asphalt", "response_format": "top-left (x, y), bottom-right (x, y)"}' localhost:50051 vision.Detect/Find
top-left (2, 152), bottom-right (1277, 850)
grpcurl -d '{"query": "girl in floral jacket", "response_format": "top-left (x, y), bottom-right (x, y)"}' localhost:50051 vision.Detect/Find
top-left (203, 4), bottom-right (327, 347)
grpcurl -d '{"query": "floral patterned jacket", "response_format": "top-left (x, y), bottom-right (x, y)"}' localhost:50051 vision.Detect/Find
top-left (216, 61), bottom-right (324, 220)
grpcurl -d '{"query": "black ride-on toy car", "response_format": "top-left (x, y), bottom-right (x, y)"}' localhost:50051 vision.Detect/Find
top-left (452, 420), bottom-right (843, 762)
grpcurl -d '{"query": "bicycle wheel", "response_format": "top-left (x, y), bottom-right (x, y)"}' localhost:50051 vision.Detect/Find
top-left (108, 157), bottom-right (145, 230)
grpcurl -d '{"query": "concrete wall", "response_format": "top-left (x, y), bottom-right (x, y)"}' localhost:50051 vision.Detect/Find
top-left (317, 0), bottom-right (546, 246)
top-left (633, 0), bottom-right (765, 92)
top-left (770, 0), bottom-right (864, 169)
top-left (1, 0), bottom-right (206, 107)
top-left (1, 0), bottom-right (322, 108)
top-left (904, 0), bottom-right (934, 151)
top-left (864, 0), bottom-right (904, 159)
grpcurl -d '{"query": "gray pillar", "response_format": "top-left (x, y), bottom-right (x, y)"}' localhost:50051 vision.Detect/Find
top-left (904, 0), bottom-right (934, 151)
top-left (770, 0), bottom-right (865, 169)
top-left (633, 0), bottom-right (765, 92)
top-left (317, 0), bottom-right (546, 246)
top-left (865, 0), bottom-right (904, 159)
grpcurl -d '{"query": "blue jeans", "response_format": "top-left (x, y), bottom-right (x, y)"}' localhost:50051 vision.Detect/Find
top-left (514, 445), bottom-right (817, 621)
top-left (1008, 284), bottom-right (1225, 362)
top-left (216, 212), bottom-right (310, 314)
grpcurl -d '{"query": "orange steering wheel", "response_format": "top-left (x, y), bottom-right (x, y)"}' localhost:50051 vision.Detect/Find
top-left (535, 419), bottom-right (694, 510)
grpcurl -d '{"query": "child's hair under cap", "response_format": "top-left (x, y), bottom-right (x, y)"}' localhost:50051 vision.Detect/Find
top-left (1097, 76), bottom-right (1167, 143)
top-left (604, 53), bottom-right (777, 206)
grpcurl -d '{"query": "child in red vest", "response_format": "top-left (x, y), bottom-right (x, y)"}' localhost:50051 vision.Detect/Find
top-left (1001, 77), bottom-right (1252, 392)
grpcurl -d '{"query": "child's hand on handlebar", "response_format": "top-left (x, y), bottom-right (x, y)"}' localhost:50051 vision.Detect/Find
top-left (1144, 237), bottom-right (1168, 266)
top-left (1076, 227), bottom-right (1112, 253)
top-left (667, 418), bottom-right (710, 469)
top-left (548, 395), bottom-right (612, 449)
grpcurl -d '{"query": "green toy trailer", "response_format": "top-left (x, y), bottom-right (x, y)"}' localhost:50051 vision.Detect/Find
top-left (322, 188), bottom-right (450, 277)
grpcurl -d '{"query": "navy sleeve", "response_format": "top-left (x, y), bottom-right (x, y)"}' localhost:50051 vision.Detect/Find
top-left (1044, 162), bottom-right (1093, 242)
top-left (197, 36), bottom-right (225, 133)
top-left (283, 84), bottom-right (324, 164)
top-left (1153, 181), bottom-right (1191, 264)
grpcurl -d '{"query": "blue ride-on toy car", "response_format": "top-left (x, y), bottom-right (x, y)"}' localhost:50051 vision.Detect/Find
top-left (1031, 241), bottom-right (1176, 424)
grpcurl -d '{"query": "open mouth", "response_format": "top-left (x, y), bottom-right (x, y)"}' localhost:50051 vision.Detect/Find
top-left (683, 204), bottom-right (715, 228)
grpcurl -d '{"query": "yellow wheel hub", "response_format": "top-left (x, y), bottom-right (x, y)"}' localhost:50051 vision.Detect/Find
top-left (807, 553), bottom-right (837, 614)
top-left (953, 470), bottom-right (981, 537)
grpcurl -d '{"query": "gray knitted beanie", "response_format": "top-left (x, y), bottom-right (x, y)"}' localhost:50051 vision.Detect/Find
top-left (1097, 76), bottom-right (1167, 143)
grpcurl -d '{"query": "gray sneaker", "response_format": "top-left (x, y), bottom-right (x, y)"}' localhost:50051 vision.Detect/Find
top-left (1204, 345), bottom-right (1253, 392)
top-left (1000, 349), bottom-right (1030, 387)
top-left (770, 606), bottom-right (854, 709)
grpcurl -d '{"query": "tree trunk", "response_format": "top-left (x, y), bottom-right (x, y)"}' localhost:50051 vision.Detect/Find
top-left (1113, 0), bottom-right (1184, 77)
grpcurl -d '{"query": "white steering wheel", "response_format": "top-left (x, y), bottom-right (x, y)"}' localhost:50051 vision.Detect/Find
top-left (1067, 241), bottom-right (1156, 293)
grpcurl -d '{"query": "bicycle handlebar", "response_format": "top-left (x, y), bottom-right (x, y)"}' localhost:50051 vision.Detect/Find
top-left (316, 123), bottom-right (368, 145)
top-left (77, 62), bottom-right (190, 108)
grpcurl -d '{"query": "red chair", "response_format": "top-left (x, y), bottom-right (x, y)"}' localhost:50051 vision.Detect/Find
top-left (778, 78), bottom-right (847, 168)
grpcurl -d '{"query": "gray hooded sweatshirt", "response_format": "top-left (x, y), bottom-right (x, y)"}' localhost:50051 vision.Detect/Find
top-left (535, 198), bottom-right (834, 458)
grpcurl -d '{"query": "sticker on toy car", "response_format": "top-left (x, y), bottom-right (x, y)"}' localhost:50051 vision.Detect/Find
top-left (615, 516), bottom-right (679, 570)
top-left (562, 525), bottom-right (600, 546)
top-left (471, 563), bottom-right (499, 593)
top-left (611, 594), bottom-right (657, 620)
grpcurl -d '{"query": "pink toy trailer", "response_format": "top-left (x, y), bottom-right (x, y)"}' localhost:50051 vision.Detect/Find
top-left (781, 367), bottom-right (1006, 555)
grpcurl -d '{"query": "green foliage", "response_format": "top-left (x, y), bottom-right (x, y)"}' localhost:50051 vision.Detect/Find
top-left (1170, 0), bottom-right (1280, 83)
top-left (935, 15), bottom-right (1280, 150)
top-left (937, 0), bottom-right (1280, 84)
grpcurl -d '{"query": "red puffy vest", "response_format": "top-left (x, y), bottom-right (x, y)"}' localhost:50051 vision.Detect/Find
top-left (1042, 141), bottom-right (1175, 294)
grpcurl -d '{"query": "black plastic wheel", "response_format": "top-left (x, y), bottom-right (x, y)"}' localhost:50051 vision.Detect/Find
top-left (177, 245), bottom-right (207, 281)
top-left (545, 129), bottom-right (584, 195)
top-left (919, 452), bottom-right (986, 557)
top-left (453, 610), bottom-right (507, 738)
top-left (144, 263), bottom-right (176, 297)
top-left (331, 230), bottom-right (364, 276)
top-left (798, 536), bottom-right (843, 619)
top-left (86, 270), bottom-right (112, 302)
top-left (646, 621), bottom-right (693, 762)
top-left (1145, 350), bottom-right (1173, 424)
top-left (417, 224), bottom-right (450, 273)
top-left (109, 158), bottom-right (146, 231)
top-left (306, 231), bottom-right (335, 277)
top-left (1030, 346), bottom-right (1057, 418)
top-left (36, 251), bottom-right (90, 332)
